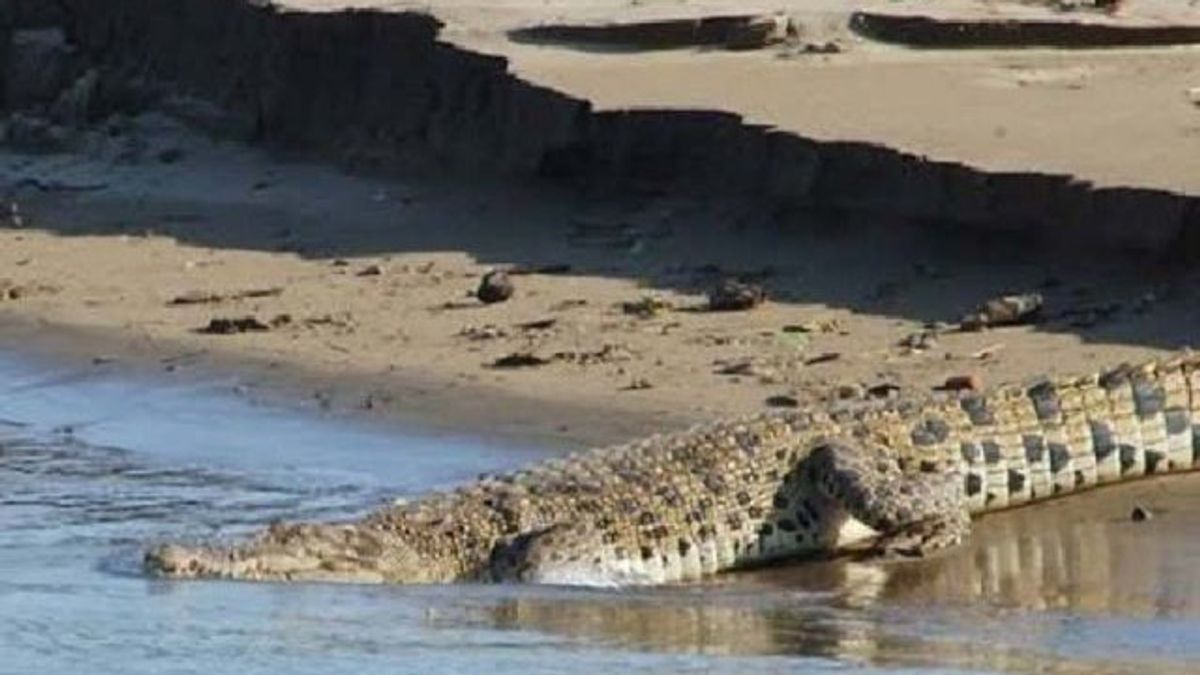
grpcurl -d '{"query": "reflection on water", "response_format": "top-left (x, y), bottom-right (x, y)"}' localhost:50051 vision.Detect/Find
top-left (466, 475), bottom-right (1200, 674)
top-left (1, 356), bottom-right (1199, 675)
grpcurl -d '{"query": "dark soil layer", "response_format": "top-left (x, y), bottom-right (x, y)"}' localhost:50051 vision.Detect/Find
top-left (852, 10), bottom-right (1200, 49)
top-left (1, 0), bottom-right (1197, 259)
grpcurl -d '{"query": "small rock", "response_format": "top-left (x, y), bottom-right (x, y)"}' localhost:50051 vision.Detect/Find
top-left (765, 394), bottom-right (800, 408)
top-left (708, 279), bottom-right (766, 312)
top-left (622, 295), bottom-right (672, 319)
top-left (783, 318), bottom-right (843, 334)
top-left (356, 264), bottom-right (384, 277)
top-left (940, 374), bottom-right (983, 393)
top-left (515, 318), bottom-right (557, 331)
top-left (197, 316), bottom-right (271, 335)
top-left (1130, 504), bottom-right (1153, 522)
top-left (169, 290), bottom-right (224, 306)
top-left (1189, 87), bottom-right (1200, 107)
top-left (867, 383), bottom-right (901, 399)
top-left (836, 384), bottom-right (864, 400)
top-left (899, 331), bottom-right (938, 351)
top-left (804, 352), bottom-right (841, 366)
top-left (624, 377), bottom-right (654, 391)
top-left (459, 324), bottom-right (508, 340)
top-left (490, 352), bottom-right (550, 369)
top-left (961, 292), bottom-right (1043, 331)
top-left (801, 41), bottom-right (842, 54)
top-left (477, 269), bottom-right (514, 304)
top-left (725, 13), bottom-right (792, 51)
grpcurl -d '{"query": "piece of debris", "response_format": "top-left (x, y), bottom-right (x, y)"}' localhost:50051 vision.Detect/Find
top-left (804, 352), bottom-right (841, 366)
top-left (361, 390), bottom-right (394, 411)
top-left (477, 269), bottom-right (514, 304)
top-left (714, 357), bottom-right (781, 383)
top-left (169, 290), bottom-right (224, 306)
top-left (554, 344), bottom-right (635, 365)
top-left (960, 292), bottom-right (1043, 331)
top-left (459, 324), bottom-right (508, 341)
top-left (715, 358), bottom-right (760, 376)
top-left (622, 295), bottom-right (672, 319)
top-left (167, 287), bottom-right (284, 306)
top-left (835, 384), bottom-right (864, 400)
top-left (801, 40), bottom-right (842, 54)
top-left (726, 13), bottom-right (793, 50)
top-left (867, 383), bottom-right (901, 399)
top-left (1130, 504), bottom-right (1153, 522)
top-left (515, 318), bottom-right (557, 331)
top-left (708, 279), bottom-right (766, 312)
top-left (304, 313), bottom-right (356, 329)
top-left (938, 374), bottom-right (983, 393)
top-left (970, 343), bottom-right (1005, 360)
top-left (0, 280), bottom-right (57, 301)
top-left (765, 394), bottom-right (800, 408)
top-left (197, 316), bottom-right (272, 335)
top-left (623, 377), bottom-right (654, 391)
top-left (490, 352), bottom-right (551, 369)
top-left (899, 330), bottom-right (939, 352)
top-left (783, 318), bottom-right (844, 335)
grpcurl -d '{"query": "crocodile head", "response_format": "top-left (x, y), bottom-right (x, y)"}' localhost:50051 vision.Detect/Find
top-left (145, 522), bottom-right (443, 584)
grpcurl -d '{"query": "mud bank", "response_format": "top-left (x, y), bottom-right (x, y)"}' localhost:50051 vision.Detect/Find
top-left (2, 0), bottom-right (1198, 259)
top-left (507, 14), bottom-right (791, 51)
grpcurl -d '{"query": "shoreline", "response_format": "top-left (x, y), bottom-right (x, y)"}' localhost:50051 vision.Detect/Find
top-left (0, 313), bottom-right (681, 450)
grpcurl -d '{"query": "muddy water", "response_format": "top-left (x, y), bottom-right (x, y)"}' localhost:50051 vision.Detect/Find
top-left (2, 356), bottom-right (1198, 675)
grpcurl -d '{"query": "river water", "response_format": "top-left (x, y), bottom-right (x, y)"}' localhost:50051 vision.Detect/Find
top-left (2, 355), bottom-right (1198, 674)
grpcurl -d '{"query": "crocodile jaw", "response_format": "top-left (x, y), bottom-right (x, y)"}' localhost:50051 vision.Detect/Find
top-left (145, 523), bottom-right (434, 584)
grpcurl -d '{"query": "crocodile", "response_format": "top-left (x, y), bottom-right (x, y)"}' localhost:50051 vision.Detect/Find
top-left (145, 352), bottom-right (1200, 586)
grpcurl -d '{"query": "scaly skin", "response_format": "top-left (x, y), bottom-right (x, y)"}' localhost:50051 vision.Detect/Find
top-left (145, 352), bottom-right (1200, 586)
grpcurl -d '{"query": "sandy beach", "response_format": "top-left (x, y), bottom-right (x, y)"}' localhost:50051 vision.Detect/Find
top-left (2, 97), bottom-right (1200, 448)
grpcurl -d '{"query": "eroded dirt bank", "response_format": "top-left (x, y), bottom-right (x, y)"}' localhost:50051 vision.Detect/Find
top-left (5, 0), bottom-right (1199, 258)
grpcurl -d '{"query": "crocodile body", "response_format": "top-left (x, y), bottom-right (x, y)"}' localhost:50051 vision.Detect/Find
top-left (145, 353), bottom-right (1200, 586)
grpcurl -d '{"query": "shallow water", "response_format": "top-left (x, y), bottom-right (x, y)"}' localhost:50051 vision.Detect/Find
top-left (2, 356), bottom-right (1198, 675)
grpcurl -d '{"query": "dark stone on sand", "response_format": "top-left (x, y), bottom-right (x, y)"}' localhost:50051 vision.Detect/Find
top-left (477, 270), bottom-right (514, 304)
top-left (197, 316), bottom-right (271, 334)
top-left (708, 279), bottom-right (765, 312)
